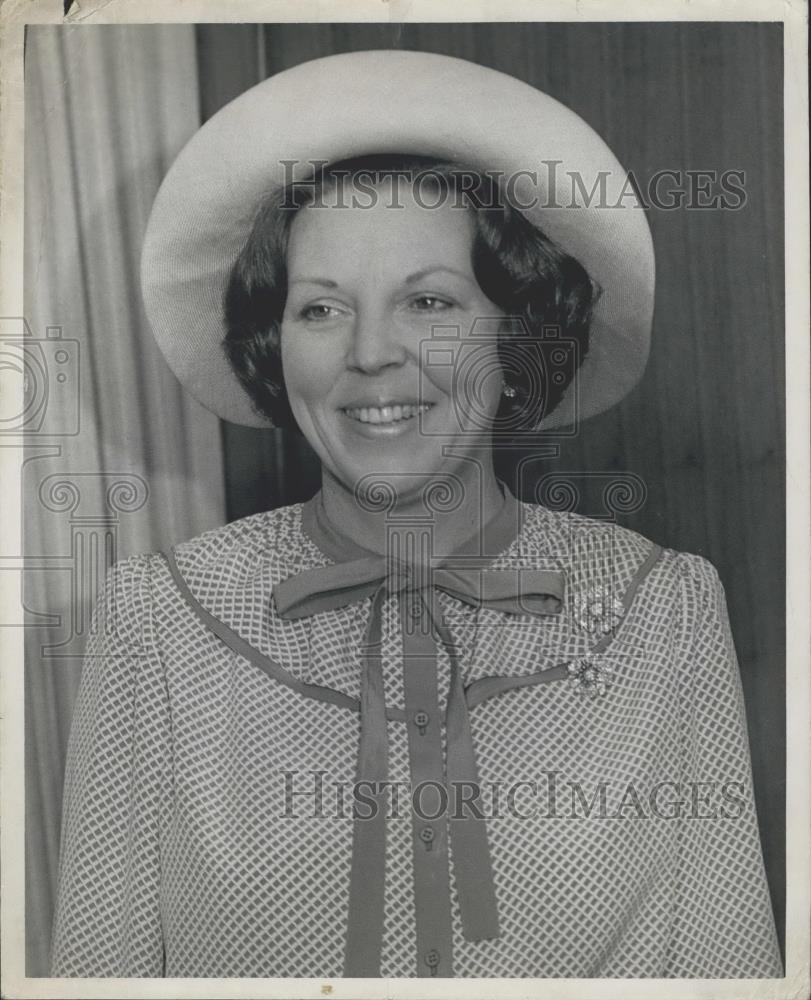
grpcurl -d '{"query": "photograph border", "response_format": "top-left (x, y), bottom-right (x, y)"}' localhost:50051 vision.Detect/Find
top-left (1, 1), bottom-right (808, 998)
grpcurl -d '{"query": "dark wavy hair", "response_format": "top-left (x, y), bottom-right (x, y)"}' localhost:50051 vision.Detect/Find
top-left (223, 154), bottom-right (600, 431)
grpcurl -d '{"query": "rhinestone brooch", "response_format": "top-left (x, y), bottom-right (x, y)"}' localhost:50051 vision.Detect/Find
top-left (572, 585), bottom-right (625, 635)
top-left (567, 656), bottom-right (614, 698)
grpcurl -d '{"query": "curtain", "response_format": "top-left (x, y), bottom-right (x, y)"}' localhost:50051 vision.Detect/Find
top-left (24, 24), bottom-right (226, 975)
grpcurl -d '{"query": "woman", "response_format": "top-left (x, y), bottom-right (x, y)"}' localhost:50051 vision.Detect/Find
top-left (50, 50), bottom-right (781, 979)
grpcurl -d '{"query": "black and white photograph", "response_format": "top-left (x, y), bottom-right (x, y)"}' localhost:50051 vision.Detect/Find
top-left (1, 2), bottom-right (808, 996)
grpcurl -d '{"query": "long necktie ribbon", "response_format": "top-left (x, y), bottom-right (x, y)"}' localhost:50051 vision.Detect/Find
top-left (274, 545), bottom-right (564, 976)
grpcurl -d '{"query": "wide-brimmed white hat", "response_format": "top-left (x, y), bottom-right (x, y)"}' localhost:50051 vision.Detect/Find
top-left (141, 49), bottom-right (655, 430)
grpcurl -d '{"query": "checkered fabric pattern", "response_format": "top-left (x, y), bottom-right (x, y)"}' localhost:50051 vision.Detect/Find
top-left (50, 500), bottom-right (782, 978)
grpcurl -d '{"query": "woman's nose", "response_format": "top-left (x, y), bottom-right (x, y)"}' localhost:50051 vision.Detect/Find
top-left (345, 311), bottom-right (407, 373)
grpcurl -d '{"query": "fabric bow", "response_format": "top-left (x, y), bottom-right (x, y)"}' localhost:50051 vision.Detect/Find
top-left (273, 509), bottom-right (564, 977)
top-left (275, 556), bottom-right (565, 621)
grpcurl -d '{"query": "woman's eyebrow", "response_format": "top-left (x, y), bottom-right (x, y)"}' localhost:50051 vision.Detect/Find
top-left (288, 268), bottom-right (474, 288)
top-left (405, 266), bottom-right (474, 284)
top-left (288, 277), bottom-right (339, 288)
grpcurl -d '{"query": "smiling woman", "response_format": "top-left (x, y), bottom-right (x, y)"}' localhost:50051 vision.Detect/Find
top-left (223, 155), bottom-right (597, 551)
top-left (49, 50), bottom-right (782, 980)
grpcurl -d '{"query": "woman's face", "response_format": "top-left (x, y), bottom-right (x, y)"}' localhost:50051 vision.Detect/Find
top-left (280, 179), bottom-right (505, 500)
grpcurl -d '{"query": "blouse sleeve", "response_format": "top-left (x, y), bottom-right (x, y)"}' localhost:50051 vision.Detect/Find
top-left (50, 554), bottom-right (171, 977)
top-left (670, 552), bottom-right (783, 978)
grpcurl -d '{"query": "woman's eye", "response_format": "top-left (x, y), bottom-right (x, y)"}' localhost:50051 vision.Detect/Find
top-left (300, 303), bottom-right (342, 321)
top-left (409, 295), bottom-right (454, 312)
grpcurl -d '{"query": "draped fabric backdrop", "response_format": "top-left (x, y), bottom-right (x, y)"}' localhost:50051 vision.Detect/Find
top-left (23, 25), bottom-right (226, 975)
top-left (24, 22), bottom-right (784, 976)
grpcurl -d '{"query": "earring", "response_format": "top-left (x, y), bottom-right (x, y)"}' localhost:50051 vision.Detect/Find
top-left (502, 382), bottom-right (517, 398)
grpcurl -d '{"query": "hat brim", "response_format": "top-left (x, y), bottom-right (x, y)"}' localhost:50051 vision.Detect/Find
top-left (141, 49), bottom-right (655, 431)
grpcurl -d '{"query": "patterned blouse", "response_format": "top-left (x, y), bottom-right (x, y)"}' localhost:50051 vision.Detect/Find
top-left (50, 489), bottom-right (782, 979)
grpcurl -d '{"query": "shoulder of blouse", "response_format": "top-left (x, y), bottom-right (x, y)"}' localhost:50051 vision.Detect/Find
top-left (516, 501), bottom-right (654, 559)
top-left (92, 504), bottom-right (314, 627)
top-left (670, 547), bottom-right (726, 593)
top-left (168, 502), bottom-right (308, 564)
top-left (517, 502), bottom-right (729, 614)
top-left (669, 547), bottom-right (732, 645)
top-left (156, 501), bottom-right (320, 581)
top-left (515, 501), bottom-right (661, 591)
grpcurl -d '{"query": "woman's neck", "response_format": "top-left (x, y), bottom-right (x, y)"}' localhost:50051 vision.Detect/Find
top-left (318, 462), bottom-right (510, 558)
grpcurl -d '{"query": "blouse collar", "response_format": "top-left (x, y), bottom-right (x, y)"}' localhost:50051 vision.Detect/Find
top-left (300, 482), bottom-right (525, 568)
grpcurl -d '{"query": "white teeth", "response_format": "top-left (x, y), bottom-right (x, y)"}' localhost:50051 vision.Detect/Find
top-left (343, 403), bottom-right (433, 424)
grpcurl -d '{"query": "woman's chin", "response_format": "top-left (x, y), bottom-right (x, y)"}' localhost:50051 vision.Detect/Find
top-left (329, 435), bottom-right (450, 489)
top-left (333, 463), bottom-right (460, 508)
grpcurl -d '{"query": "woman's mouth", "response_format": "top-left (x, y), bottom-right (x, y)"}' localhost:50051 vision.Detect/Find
top-left (342, 402), bottom-right (433, 425)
